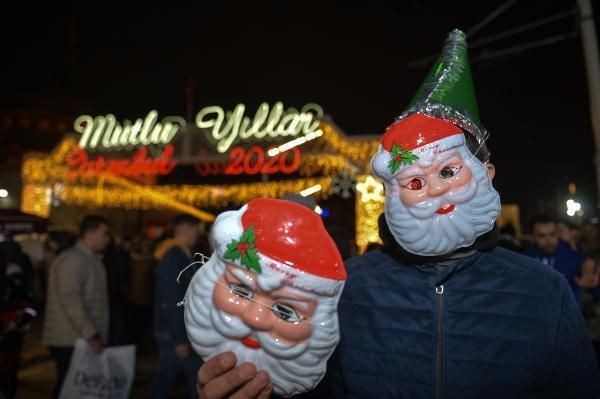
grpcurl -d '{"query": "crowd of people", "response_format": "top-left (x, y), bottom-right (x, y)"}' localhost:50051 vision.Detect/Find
top-left (193, 29), bottom-right (600, 398)
top-left (0, 212), bottom-right (213, 399)
top-left (498, 216), bottom-right (600, 362)
top-left (2, 25), bottom-right (599, 399)
top-left (1, 209), bottom-right (600, 398)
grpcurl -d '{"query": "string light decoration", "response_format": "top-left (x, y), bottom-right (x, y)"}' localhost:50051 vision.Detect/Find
top-left (21, 184), bottom-right (51, 218)
top-left (319, 122), bottom-right (379, 169)
top-left (21, 125), bottom-right (381, 249)
top-left (52, 177), bottom-right (333, 211)
top-left (22, 138), bottom-right (216, 222)
top-left (355, 174), bottom-right (385, 253)
top-left (297, 154), bottom-right (355, 177)
top-left (22, 138), bottom-right (360, 183)
top-left (356, 175), bottom-right (385, 203)
top-left (21, 141), bottom-right (333, 215)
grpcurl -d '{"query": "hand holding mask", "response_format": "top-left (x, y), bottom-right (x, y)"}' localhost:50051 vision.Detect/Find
top-left (185, 198), bottom-right (346, 397)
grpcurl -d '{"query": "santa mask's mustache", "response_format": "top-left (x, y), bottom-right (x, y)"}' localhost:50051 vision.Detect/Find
top-left (211, 303), bottom-right (253, 339)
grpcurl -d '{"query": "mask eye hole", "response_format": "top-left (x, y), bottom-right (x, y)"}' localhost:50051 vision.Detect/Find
top-left (229, 284), bottom-right (254, 300)
top-left (272, 303), bottom-right (304, 324)
top-left (439, 166), bottom-right (462, 179)
top-left (402, 177), bottom-right (425, 191)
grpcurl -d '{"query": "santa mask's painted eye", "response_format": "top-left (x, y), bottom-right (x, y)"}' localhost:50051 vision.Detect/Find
top-left (439, 166), bottom-right (462, 179)
top-left (229, 284), bottom-right (254, 300)
top-left (403, 177), bottom-right (426, 191)
top-left (272, 303), bottom-right (304, 323)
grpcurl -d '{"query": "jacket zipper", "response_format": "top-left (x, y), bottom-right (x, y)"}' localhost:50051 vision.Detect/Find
top-left (435, 284), bottom-right (445, 399)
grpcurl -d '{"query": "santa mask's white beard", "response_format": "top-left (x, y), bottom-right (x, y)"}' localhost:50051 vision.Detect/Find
top-left (184, 256), bottom-right (340, 397)
top-left (384, 150), bottom-right (501, 256)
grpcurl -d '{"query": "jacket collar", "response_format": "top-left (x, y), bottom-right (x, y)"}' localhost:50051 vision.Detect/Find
top-left (153, 238), bottom-right (191, 260)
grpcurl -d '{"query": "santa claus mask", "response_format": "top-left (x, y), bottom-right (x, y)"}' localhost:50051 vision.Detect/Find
top-left (184, 198), bottom-right (346, 397)
top-left (371, 113), bottom-right (501, 256)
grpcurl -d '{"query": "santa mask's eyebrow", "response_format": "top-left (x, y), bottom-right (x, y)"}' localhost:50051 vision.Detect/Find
top-left (396, 164), bottom-right (424, 179)
top-left (270, 288), bottom-right (316, 310)
top-left (227, 265), bottom-right (257, 290)
top-left (437, 150), bottom-right (460, 163)
top-left (272, 295), bottom-right (311, 311)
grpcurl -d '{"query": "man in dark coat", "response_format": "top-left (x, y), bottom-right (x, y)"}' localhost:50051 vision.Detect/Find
top-left (524, 214), bottom-right (600, 306)
top-left (194, 30), bottom-right (600, 399)
top-left (153, 214), bottom-right (202, 399)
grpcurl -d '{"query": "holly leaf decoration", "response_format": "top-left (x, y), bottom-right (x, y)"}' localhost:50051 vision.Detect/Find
top-left (223, 226), bottom-right (262, 273)
top-left (240, 226), bottom-right (256, 244)
top-left (388, 143), bottom-right (419, 174)
top-left (243, 249), bottom-right (262, 274)
top-left (224, 240), bottom-right (241, 261)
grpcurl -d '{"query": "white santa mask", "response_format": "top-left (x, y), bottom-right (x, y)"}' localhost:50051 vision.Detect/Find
top-left (371, 113), bottom-right (501, 256)
top-left (184, 198), bottom-right (346, 397)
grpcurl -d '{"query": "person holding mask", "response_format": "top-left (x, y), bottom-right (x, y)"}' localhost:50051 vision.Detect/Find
top-left (193, 30), bottom-right (599, 399)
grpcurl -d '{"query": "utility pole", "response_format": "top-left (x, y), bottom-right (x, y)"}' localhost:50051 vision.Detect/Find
top-left (577, 0), bottom-right (600, 212)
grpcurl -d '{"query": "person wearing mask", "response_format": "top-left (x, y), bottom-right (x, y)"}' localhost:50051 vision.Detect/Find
top-left (195, 30), bottom-right (599, 399)
top-left (153, 214), bottom-right (202, 399)
top-left (42, 216), bottom-right (111, 399)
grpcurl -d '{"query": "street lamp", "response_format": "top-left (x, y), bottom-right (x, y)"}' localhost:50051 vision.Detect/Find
top-left (566, 199), bottom-right (582, 217)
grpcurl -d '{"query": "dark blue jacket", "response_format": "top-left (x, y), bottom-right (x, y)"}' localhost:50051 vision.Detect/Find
top-left (322, 247), bottom-right (600, 399)
top-left (524, 241), bottom-right (585, 306)
top-left (154, 242), bottom-right (190, 344)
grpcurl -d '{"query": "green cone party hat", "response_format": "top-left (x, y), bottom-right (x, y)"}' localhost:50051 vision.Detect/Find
top-left (398, 29), bottom-right (489, 161)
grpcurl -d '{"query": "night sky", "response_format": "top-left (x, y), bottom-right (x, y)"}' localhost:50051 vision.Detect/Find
top-left (2, 0), bottom-right (599, 223)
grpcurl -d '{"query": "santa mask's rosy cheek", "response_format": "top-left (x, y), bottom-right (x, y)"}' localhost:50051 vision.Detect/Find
top-left (212, 277), bottom-right (247, 316)
top-left (398, 186), bottom-right (429, 206)
top-left (270, 320), bottom-right (312, 343)
top-left (447, 163), bottom-right (472, 190)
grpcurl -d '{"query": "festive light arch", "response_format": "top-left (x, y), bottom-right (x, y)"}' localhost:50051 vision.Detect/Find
top-left (21, 121), bottom-right (383, 251)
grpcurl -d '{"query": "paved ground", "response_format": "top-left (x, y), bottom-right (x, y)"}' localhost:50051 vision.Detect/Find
top-left (16, 319), bottom-right (192, 399)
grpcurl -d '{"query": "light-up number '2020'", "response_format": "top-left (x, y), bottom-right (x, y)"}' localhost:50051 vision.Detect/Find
top-left (194, 146), bottom-right (301, 176)
top-left (225, 146), bottom-right (301, 175)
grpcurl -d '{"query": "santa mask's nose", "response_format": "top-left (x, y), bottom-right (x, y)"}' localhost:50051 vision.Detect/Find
top-left (427, 175), bottom-right (450, 197)
top-left (241, 300), bottom-right (273, 331)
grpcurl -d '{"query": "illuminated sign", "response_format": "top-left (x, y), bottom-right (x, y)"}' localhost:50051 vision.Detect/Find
top-left (74, 111), bottom-right (184, 151)
top-left (196, 102), bottom-right (323, 153)
top-left (225, 146), bottom-right (301, 175)
top-left (66, 144), bottom-right (176, 179)
top-left (195, 146), bottom-right (301, 176)
top-left (70, 102), bottom-right (323, 178)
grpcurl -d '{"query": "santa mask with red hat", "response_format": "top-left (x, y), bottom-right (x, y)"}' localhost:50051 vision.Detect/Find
top-left (184, 198), bottom-right (346, 397)
top-left (371, 29), bottom-right (501, 256)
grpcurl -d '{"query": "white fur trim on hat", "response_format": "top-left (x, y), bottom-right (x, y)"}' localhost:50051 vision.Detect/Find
top-left (210, 206), bottom-right (344, 297)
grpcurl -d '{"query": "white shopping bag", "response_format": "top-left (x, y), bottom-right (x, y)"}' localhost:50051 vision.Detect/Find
top-left (59, 338), bottom-right (136, 399)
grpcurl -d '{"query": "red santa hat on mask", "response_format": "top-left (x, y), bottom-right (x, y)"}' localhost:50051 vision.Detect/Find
top-left (211, 198), bottom-right (346, 296)
top-left (371, 30), bottom-right (492, 184)
top-left (371, 113), bottom-right (466, 182)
